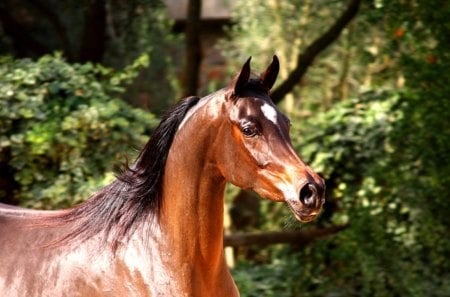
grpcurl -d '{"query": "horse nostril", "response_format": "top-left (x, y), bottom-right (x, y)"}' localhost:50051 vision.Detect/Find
top-left (299, 183), bottom-right (318, 207)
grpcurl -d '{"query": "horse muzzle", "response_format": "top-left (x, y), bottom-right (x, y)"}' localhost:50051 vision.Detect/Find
top-left (287, 179), bottom-right (326, 222)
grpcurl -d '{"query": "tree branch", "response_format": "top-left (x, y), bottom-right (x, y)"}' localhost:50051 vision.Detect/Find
top-left (271, 0), bottom-right (361, 103)
top-left (224, 224), bottom-right (348, 247)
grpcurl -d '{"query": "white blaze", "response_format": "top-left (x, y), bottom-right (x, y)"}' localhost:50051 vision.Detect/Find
top-left (261, 103), bottom-right (278, 125)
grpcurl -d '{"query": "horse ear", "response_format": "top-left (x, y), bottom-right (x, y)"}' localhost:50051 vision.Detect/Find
top-left (231, 57), bottom-right (251, 96)
top-left (260, 55), bottom-right (279, 92)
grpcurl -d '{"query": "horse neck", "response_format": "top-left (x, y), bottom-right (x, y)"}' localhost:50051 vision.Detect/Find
top-left (160, 159), bottom-right (226, 261)
top-left (158, 104), bottom-right (234, 291)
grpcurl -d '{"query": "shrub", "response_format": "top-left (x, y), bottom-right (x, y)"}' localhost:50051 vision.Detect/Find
top-left (0, 54), bottom-right (157, 208)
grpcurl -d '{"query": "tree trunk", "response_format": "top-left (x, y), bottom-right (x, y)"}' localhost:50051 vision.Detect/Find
top-left (77, 0), bottom-right (107, 63)
top-left (183, 0), bottom-right (202, 96)
top-left (25, 0), bottom-right (73, 60)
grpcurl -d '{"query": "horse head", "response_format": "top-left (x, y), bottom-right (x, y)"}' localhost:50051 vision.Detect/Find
top-left (217, 56), bottom-right (325, 222)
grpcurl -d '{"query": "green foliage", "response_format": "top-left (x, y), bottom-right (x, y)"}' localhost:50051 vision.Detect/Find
top-left (297, 89), bottom-right (450, 297)
top-left (103, 2), bottom-right (185, 113)
top-left (220, 0), bottom-right (343, 69)
top-left (232, 258), bottom-right (302, 297)
top-left (0, 54), bottom-right (157, 208)
top-left (300, 90), bottom-right (400, 215)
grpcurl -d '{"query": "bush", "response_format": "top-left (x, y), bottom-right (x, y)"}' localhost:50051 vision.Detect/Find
top-left (0, 54), bottom-right (157, 208)
top-left (293, 88), bottom-right (449, 296)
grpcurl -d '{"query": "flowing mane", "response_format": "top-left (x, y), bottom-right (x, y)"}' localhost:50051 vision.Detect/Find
top-left (45, 96), bottom-right (200, 250)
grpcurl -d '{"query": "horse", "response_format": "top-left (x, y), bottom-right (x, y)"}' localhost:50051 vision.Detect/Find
top-left (0, 56), bottom-right (325, 296)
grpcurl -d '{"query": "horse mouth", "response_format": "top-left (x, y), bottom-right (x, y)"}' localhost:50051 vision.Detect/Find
top-left (287, 203), bottom-right (321, 223)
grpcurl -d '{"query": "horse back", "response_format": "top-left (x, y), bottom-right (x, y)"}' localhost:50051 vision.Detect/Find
top-left (0, 203), bottom-right (156, 297)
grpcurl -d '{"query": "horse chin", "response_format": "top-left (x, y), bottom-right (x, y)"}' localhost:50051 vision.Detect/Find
top-left (286, 203), bottom-right (321, 223)
top-left (292, 212), bottom-right (318, 223)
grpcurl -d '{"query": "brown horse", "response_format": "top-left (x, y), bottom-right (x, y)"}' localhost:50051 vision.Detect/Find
top-left (0, 56), bottom-right (325, 296)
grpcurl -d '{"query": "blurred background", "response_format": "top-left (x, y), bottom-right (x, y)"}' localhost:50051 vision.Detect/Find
top-left (0, 0), bottom-right (449, 296)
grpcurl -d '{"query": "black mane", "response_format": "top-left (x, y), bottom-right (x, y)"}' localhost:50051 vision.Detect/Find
top-left (49, 96), bottom-right (200, 250)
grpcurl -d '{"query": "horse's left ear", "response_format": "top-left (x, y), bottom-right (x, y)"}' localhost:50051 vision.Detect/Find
top-left (260, 55), bottom-right (279, 92)
top-left (231, 56), bottom-right (252, 96)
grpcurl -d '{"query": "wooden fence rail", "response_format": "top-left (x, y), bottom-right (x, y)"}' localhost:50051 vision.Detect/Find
top-left (224, 224), bottom-right (348, 247)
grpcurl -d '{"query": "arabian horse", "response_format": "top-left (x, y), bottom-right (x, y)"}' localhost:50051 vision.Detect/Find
top-left (0, 56), bottom-right (325, 296)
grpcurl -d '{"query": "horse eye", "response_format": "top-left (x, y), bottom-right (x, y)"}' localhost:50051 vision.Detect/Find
top-left (241, 125), bottom-right (258, 137)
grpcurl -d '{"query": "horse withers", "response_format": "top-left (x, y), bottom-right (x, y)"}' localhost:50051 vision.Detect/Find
top-left (0, 56), bottom-right (325, 296)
